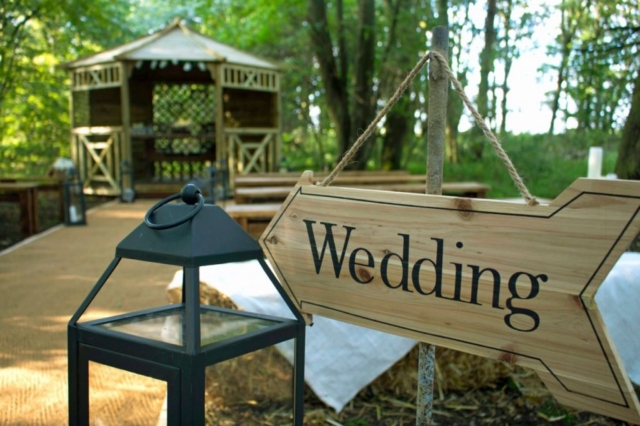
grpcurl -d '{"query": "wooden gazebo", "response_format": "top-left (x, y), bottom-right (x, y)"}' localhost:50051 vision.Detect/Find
top-left (60, 19), bottom-right (281, 196)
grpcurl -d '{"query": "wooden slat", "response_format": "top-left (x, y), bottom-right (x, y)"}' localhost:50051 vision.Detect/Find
top-left (225, 203), bottom-right (281, 233)
top-left (71, 63), bottom-right (122, 91)
top-left (234, 172), bottom-right (424, 188)
top-left (0, 177), bottom-right (64, 223)
top-left (234, 182), bottom-right (490, 204)
top-left (225, 203), bottom-right (281, 218)
top-left (0, 183), bottom-right (39, 237)
top-left (221, 65), bottom-right (279, 92)
top-left (236, 170), bottom-right (409, 182)
top-left (259, 172), bottom-right (640, 423)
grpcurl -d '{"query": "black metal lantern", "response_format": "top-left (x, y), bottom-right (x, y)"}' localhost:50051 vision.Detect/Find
top-left (67, 184), bottom-right (305, 425)
top-left (63, 167), bottom-right (87, 226)
top-left (119, 160), bottom-right (136, 203)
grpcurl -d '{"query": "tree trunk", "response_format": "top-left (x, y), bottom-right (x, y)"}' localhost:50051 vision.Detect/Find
top-left (307, 0), bottom-right (351, 157)
top-left (548, 3), bottom-right (573, 135)
top-left (352, 0), bottom-right (377, 169)
top-left (471, 0), bottom-right (497, 158)
top-left (381, 94), bottom-right (411, 170)
top-left (436, 0), bottom-right (447, 24)
top-left (615, 69), bottom-right (640, 180)
top-left (380, 0), bottom-right (420, 170)
top-left (380, 109), bottom-right (407, 169)
top-left (548, 54), bottom-right (568, 134)
top-left (445, 2), bottom-right (472, 163)
top-left (499, 0), bottom-right (513, 135)
top-left (308, 0), bottom-right (378, 168)
top-left (500, 58), bottom-right (512, 134)
top-left (436, 0), bottom-right (459, 164)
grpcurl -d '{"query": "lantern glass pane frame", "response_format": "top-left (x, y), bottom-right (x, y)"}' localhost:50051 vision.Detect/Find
top-left (68, 196), bottom-right (306, 425)
top-left (77, 303), bottom-right (299, 359)
top-left (63, 180), bottom-right (87, 225)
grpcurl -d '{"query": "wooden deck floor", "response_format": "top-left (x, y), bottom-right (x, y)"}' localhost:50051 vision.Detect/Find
top-left (0, 200), bottom-right (179, 425)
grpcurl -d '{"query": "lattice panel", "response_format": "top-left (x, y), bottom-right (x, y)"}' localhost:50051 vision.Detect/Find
top-left (152, 159), bottom-right (211, 182)
top-left (222, 65), bottom-right (279, 92)
top-left (152, 135), bottom-right (214, 156)
top-left (153, 83), bottom-right (216, 136)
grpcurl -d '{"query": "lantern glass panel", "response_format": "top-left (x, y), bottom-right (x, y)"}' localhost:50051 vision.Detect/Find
top-left (88, 361), bottom-right (166, 425)
top-left (97, 307), bottom-right (277, 347)
top-left (204, 341), bottom-right (294, 424)
top-left (75, 259), bottom-right (177, 324)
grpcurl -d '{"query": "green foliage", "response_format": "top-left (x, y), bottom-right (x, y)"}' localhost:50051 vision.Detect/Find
top-left (0, 0), bottom-right (636, 181)
top-left (281, 129), bottom-right (338, 172)
top-left (283, 128), bottom-right (620, 200)
top-left (407, 130), bottom-right (620, 199)
top-left (544, 0), bottom-right (639, 133)
top-left (0, 0), bottom-right (135, 175)
top-left (344, 419), bottom-right (371, 426)
top-left (538, 399), bottom-right (576, 424)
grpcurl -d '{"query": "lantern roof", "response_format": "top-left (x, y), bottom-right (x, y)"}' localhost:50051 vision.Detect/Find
top-left (60, 18), bottom-right (279, 71)
top-left (116, 203), bottom-right (263, 267)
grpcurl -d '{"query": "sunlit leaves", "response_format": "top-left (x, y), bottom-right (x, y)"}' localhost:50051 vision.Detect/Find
top-left (545, 0), bottom-right (639, 132)
top-left (0, 0), bottom-right (134, 175)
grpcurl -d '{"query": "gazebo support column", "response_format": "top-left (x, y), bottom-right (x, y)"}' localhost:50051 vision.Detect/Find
top-left (119, 63), bottom-right (133, 195)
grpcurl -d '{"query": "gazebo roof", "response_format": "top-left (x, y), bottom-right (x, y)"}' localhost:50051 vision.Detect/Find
top-left (61, 19), bottom-right (279, 71)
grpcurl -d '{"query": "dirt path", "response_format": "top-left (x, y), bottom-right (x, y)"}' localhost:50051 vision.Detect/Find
top-left (0, 200), bottom-right (179, 425)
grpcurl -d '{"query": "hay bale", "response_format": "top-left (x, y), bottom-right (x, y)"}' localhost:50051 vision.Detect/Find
top-left (169, 283), bottom-right (549, 411)
top-left (167, 282), bottom-right (294, 419)
top-left (367, 345), bottom-right (549, 403)
top-left (166, 281), bottom-right (236, 308)
top-left (204, 345), bottom-right (293, 423)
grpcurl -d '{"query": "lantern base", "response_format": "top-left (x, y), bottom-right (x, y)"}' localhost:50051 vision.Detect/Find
top-left (68, 304), bottom-right (304, 425)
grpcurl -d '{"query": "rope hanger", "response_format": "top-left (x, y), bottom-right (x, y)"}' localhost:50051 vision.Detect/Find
top-left (317, 50), bottom-right (539, 207)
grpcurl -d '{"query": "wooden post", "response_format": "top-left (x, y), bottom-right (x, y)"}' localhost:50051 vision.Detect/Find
top-left (417, 26), bottom-right (448, 426)
top-left (213, 64), bottom-right (225, 165)
top-left (120, 62), bottom-right (132, 194)
top-left (426, 27), bottom-right (448, 197)
top-left (275, 73), bottom-right (282, 172)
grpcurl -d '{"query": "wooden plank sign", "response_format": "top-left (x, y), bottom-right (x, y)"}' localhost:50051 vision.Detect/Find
top-left (259, 171), bottom-right (640, 423)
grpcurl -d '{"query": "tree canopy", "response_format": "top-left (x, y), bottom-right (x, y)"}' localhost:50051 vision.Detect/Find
top-left (0, 0), bottom-right (638, 176)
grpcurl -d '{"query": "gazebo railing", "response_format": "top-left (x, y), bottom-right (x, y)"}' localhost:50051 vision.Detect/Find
top-left (134, 127), bottom-right (216, 182)
top-left (225, 128), bottom-right (279, 183)
top-left (71, 126), bottom-right (125, 195)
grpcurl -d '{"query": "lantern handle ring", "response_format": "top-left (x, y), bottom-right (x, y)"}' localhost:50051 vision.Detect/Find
top-left (144, 188), bottom-right (204, 230)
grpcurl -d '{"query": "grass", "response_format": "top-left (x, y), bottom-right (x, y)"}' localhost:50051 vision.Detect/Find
top-left (283, 129), bottom-right (622, 201)
top-left (408, 130), bottom-right (619, 199)
top-left (406, 130), bottom-right (620, 200)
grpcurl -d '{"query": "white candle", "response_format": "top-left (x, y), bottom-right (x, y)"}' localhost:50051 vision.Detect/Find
top-left (588, 147), bottom-right (603, 178)
top-left (69, 206), bottom-right (78, 223)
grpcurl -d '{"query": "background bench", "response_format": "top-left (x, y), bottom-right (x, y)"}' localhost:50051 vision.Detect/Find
top-left (234, 181), bottom-right (490, 204)
top-left (226, 171), bottom-right (491, 237)
top-left (234, 170), bottom-right (412, 188)
top-left (0, 177), bottom-right (66, 243)
top-left (0, 183), bottom-right (40, 238)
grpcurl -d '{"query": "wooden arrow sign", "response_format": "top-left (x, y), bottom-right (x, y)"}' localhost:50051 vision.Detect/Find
top-left (260, 171), bottom-right (640, 423)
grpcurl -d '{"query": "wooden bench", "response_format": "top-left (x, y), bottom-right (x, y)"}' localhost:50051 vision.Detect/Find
top-left (225, 203), bottom-right (282, 237)
top-left (234, 170), bottom-right (412, 188)
top-left (0, 183), bottom-right (40, 238)
top-left (227, 172), bottom-right (491, 236)
top-left (234, 181), bottom-right (490, 204)
top-left (0, 176), bottom-right (64, 222)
